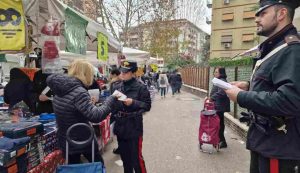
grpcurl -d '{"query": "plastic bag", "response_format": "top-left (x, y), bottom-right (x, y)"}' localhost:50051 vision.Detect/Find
top-left (41, 17), bottom-right (63, 74)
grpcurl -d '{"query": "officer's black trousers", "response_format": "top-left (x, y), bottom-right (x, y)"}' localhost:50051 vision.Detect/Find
top-left (119, 136), bottom-right (147, 173)
top-left (250, 151), bottom-right (300, 173)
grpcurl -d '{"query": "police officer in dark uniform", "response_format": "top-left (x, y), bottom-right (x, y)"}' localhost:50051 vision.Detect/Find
top-left (112, 60), bottom-right (151, 173)
top-left (225, 0), bottom-right (300, 172)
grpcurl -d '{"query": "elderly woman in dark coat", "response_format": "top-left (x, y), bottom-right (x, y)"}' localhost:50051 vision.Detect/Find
top-left (210, 67), bottom-right (230, 148)
top-left (47, 59), bottom-right (120, 165)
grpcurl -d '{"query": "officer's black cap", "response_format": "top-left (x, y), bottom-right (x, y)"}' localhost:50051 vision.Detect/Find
top-left (119, 60), bottom-right (138, 73)
top-left (256, 0), bottom-right (300, 16)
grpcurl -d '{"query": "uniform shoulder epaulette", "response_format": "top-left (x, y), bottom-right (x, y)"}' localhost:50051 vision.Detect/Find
top-left (284, 35), bottom-right (300, 45)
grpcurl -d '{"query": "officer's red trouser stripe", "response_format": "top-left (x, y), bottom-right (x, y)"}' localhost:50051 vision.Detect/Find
top-left (138, 136), bottom-right (147, 173)
top-left (270, 158), bottom-right (279, 173)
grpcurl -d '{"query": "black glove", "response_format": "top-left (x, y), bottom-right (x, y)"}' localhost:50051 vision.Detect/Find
top-left (111, 100), bottom-right (124, 115)
top-left (239, 112), bottom-right (251, 126)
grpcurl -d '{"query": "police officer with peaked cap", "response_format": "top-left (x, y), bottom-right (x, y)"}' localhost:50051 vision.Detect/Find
top-left (225, 0), bottom-right (300, 172)
top-left (112, 60), bottom-right (151, 173)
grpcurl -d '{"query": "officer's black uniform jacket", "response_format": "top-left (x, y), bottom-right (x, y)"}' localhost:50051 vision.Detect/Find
top-left (237, 24), bottom-right (300, 160)
top-left (112, 78), bottom-right (151, 139)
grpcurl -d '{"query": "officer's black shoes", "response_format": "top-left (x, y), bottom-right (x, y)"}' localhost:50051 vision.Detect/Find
top-left (113, 147), bottom-right (120, 155)
top-left (219, 141), bottom-right (228, 149)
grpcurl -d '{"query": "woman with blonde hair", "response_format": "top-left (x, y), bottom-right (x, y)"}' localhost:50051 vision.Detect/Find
top-left (47, 59), bottom-right (120, 165)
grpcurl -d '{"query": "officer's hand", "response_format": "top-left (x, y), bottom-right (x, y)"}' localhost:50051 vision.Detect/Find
top-left (123, 98), bottom-right (133, 106)
top-left (224, 85), bottom-right (242, 102)
top-left (39, 94), bottom-right (49, 101)
top-left (230, 81), bottom-right (249, 91)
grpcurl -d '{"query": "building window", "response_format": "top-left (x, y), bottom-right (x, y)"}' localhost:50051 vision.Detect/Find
top-left (243, 11), bottom-right (255, 19)
top-left (221, 35), bottom-right (233, 43)
top-left (222, 13), bottom-right (234, 21)
top-left (242, 33), bottom-right (255, 42)
top-left (224, 0), bottom-right (230, 5)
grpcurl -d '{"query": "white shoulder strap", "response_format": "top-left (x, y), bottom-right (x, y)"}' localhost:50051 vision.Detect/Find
top-left (250, 43), bottom-right (288, 81)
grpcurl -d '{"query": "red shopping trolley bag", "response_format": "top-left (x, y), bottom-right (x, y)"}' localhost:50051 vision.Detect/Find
top-left (198, 99), bottom-right (220, 152)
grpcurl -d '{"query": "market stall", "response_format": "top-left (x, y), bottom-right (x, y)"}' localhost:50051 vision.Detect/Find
top-left (0, 0), bottom-right (120, 172)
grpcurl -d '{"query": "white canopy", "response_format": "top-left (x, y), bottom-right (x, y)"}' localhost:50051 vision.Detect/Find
top-left (59, 51), bottom-right (106, 67)
top-left (108, 47), bottom-right (150, 66)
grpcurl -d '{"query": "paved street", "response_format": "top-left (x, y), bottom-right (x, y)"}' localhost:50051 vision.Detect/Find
top-left (103, 90), bottom-right (250, 173)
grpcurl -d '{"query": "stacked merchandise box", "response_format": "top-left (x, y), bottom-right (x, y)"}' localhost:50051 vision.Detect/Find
top-left (40, 122), bottom-right (57, 157)
top-left (0, 122), bottom-right (44, 172)
top-left (0, 137), bottom-right (30, 173)
top-left (27, 150), bottom-right (64, 173)
top-left (0, 154), bottom-right (28, 173)
top-left (27, 135), bottom-right (44, 171)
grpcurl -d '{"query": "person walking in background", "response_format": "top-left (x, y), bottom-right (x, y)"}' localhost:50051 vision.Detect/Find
top-left (47, 59), bottom-right (120, 165)
top-left (175, 72), bottom-right (182, 94)
top-left (169, 71), bottom-right (178, 96)
top-left (225, 0), bottom-right (300, 172)
top-left (209, 67), bottom-right (230, 148)
top-left (158, 72), bottom-right (169, 98)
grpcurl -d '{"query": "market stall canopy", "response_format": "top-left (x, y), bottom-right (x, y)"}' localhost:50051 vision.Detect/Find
top-left (122, 47), bottom-right (150, 64)
top-left (59, 51), bottom-right (104, 67)
top-left (108, 47), bottom-right (150, 66)
top-left (23, 0), bottom-right (122, 53)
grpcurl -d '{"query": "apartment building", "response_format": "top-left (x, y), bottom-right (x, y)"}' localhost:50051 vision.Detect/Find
top-left (209, 1), bottom-right (300, 59)
top-left (209, 0), bottom-right (258, 59)
top-left (62, 0), bottom-right (97, 20)
top-left (120, 19), bottom-right (208, 63)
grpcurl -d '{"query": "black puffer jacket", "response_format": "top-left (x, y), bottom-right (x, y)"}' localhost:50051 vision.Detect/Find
top-left (210, 77), bottom-right (230, 112)
top-left (47, 74), bottom-right (117, 154)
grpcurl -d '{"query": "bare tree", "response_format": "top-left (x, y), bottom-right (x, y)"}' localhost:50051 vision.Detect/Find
top-left (102, 0), bottom-right (153, 45)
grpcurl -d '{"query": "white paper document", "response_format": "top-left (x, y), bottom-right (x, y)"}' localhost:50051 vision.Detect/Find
top-left (112, 90), bottom-right (127, 101)
top-left (88, 89), bottom-right (100, 102)
top-left (41, 86), bottom-right (50, 95)
top-left (212, 77), bottom-right (233, 90)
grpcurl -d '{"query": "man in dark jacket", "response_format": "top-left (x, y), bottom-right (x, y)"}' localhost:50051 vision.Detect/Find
top-left (112, 60), bottom-right (151, 173)
top-left (4, 68), bottom-right (35, 112)
top-left (225, 0), bottom-right (300, 172)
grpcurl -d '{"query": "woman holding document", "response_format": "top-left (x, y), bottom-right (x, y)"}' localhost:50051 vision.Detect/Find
top-left (47, 59), bottom-right (121, 165)
top-left (209, 67), bottom-right (230, 148)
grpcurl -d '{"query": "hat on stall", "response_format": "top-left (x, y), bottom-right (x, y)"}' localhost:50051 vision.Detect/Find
top-left (119, 60), bottom-right (138, 73)
top-left (256, 0), bottom-right (300, 16)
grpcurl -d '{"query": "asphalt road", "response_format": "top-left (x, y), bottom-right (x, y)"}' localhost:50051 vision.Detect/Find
top-left (103, 90), bottom-right (250, 173)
